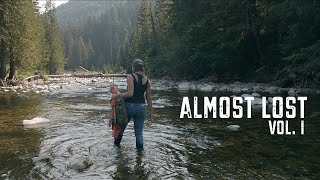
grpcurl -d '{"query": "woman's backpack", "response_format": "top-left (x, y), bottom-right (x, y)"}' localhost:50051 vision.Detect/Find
top-left (115, 94), bottom-right (128, 126)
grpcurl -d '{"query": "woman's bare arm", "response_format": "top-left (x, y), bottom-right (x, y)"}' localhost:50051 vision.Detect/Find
top-left (121, 75), bottom-right (134, 99)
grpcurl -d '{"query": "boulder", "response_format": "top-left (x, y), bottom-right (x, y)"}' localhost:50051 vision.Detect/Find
top-left (23, 117), bottom-right (50, 126)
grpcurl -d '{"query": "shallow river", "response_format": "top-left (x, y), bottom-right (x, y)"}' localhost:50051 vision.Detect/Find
top-left (0, 78), bottom-right (319, 179)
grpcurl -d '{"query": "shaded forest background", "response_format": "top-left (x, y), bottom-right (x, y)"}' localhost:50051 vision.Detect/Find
top-left (1, 0), bottom-right (319, 88)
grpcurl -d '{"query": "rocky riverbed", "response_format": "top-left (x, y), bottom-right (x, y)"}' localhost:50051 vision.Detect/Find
top-left (1, 77), bottom-right (319, 179)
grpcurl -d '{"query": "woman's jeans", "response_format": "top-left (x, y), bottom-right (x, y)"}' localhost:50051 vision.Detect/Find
top-left (114, 102), bottom-right (146, 150)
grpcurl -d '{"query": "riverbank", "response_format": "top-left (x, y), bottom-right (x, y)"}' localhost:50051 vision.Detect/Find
top-left (153, 78), bottom-right (320, 95)
top-left (1, 76), bottom-right (319, 97)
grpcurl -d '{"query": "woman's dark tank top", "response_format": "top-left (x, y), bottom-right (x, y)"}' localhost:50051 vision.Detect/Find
top-left (125, 73), bottom-right (148, 103)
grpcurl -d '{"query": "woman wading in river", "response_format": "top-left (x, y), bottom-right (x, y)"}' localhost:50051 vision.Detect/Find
top-left (112, 59), bottom-right (153, 151)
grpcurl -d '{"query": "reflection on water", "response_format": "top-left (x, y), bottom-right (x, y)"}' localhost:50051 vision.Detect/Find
top-left (0, 93), bottom-right (43, 179)
top-left (0, 79), bottom-right (320, 179)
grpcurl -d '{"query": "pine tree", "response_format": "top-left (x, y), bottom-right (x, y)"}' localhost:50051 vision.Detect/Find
top-left (44, 0), bottom-right (65, 74)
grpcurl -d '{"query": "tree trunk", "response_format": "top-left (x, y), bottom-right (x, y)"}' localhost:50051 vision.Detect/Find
top-left (0, 39), bottom-right (6, 79)
top-left (8, 46), bottom-right (16, 80)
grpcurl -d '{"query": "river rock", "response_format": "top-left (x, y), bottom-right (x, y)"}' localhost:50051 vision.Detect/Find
top-left (70, 157), bottom-right (93, 172)
top-left (226, 125), bottom-right (240, 131)
top-left (178, 83), bottom-right (190, 91)
top-left (251, 93), bottom-right (261, 97)
top-left (241, 88), bottom-right (250, 92)
top-left (241, 94), bottom-right (253, 98)
top-left (288, 89), bottom-right (297, 95)
top-left (219, 86), bottom-right (227, 91)
top-left (33, 156), bottom-right (51, 163)
top-left (253, 86), bottom-right (262, 92)
top-left (23, 117), bottom-right (50, 126)
top-left (199, 85), bottom-right (213, 92)
top-left (91, 78), bottom-right (98, 82)
top-left (232, 87), bottom-right (241, 93)
top-left (18, 94), bottom-right (29, 100)
top-left (278, 88), bottom-right (289, 93)
top-left (252, 98), bottom-right (264, 105)
top-left (189, 84), bottom-right (198, 90)
top-left (267, 87), bottom-right (278, 92)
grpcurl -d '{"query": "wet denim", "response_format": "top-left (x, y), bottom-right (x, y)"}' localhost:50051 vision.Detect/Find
top-left (114, 102), bottom-right (146, 150)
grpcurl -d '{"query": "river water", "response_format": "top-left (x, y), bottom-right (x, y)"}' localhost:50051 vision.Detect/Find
top-left (0, 78), bottom-right (319, 179)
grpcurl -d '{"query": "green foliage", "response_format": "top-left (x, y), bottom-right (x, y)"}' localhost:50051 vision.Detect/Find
top-left (54, 0), bottom-right (319, 87)
top-left (43, 0), bottom-right (65, 74)
top-left (126, 0), bottom-right (319, 86)
top-left (0, 0), bottom-right (66, 79)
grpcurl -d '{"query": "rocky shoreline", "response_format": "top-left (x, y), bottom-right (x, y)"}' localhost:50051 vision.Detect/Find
top-left (152, 79), bottom-right (320, 95)
top-left (0, 77), bottom-right (109, 96)
top-left (0, 77), bottom-right (319, 97)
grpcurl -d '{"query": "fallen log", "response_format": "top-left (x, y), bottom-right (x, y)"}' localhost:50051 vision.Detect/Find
top-left (73, 73), bottom-right (127, 78)
top-left (46, 74), bottom-right (73, 78)
top-left (25, 75), bottom-right (40, 81)
top-left (46, 73), bottom-right (127, 78)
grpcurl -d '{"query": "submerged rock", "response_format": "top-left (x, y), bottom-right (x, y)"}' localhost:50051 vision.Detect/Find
top-left (70, 157), bottom-right (93, 172)
top-left (226, 125), bottom-right (240, 131)
top-left (33, 156), bottom-right (51, 163)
